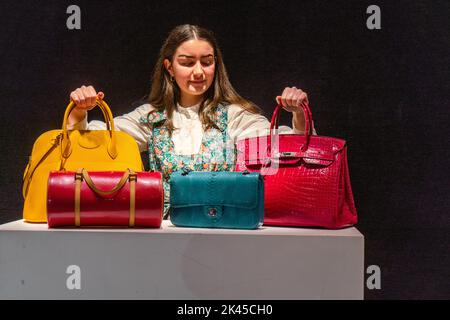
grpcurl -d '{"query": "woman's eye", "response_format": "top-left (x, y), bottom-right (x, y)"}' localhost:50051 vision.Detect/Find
top-left (178, 59), bottom-right (214, 67)
top-left (201, 60), bottom-right (214, 66)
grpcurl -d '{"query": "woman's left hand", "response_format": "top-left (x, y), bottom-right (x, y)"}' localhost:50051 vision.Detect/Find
top-left (275, 87), bottom-right (308, 112)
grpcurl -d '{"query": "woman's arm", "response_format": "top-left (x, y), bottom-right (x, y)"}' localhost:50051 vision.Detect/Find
top-left (66, 85), bottom-right (153, 152)
top-left (276, 86), bottom-right (310, 133)
top-left (68, 85), bottom-right (104, 126)
top-left (228, 87), bottom-right (316, 142)
top-left (292, 112), bottom-right (306, 133)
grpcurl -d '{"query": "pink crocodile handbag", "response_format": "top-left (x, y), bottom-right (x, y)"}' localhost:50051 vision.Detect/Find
top-left (235, 103), bottom-right (357, 229)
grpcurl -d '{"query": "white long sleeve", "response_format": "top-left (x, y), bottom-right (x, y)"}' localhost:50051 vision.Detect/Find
top-left (68, 103), bottom-right (316, 155)
top-left (68, 103), bottom-right (153, 153)
top-left (227, 104), bottom-right (316, 143)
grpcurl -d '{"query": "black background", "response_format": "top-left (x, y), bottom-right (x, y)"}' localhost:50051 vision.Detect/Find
top-left (0, 0), bottom-right (448, 299)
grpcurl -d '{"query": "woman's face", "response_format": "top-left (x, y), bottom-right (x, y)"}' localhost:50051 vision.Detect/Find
top-left (164, 39), bottom-right (215, 105)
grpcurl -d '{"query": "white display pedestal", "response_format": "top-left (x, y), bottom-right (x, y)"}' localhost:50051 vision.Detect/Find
top-left (0, 220), bottom-right (364, 300)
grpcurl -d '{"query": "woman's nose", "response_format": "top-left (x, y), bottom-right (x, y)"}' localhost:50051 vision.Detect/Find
top-left (192, 61), bottom-right (204, 78)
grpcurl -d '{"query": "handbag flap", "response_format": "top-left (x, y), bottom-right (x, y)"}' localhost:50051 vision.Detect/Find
top-left (170, 171), bottom-right (261, 209)
top-left (237, 134), bottom-right (346, 167)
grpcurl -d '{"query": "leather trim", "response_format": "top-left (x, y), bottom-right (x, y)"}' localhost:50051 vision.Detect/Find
top-left (128, 170), bottom-right (136, 227)
top-left (74, 168), bottom-right (82, 227)
top-left (22, 133), bottom-right (62, 199)
top-left (82, 169), bottom-right (130, 196)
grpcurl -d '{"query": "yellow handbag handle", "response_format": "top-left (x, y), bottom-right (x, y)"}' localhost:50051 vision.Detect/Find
top-left (60, 99), bottom-right (118, 160)
top-left (22, 99), bottom-right (117, 199)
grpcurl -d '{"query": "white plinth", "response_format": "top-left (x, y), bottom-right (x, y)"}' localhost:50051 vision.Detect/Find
top-left (0, 220), bottom-right (364, 300)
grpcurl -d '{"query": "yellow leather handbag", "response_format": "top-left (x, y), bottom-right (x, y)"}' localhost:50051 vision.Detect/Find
top-left (22, 99), bottom-right (144, 222)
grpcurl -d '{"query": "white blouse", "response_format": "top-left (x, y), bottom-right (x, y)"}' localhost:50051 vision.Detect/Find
top-left (68, 103), bottom-right (316, 154)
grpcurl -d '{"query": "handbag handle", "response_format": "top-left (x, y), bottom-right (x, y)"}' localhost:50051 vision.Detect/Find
top-left (258, 103), bottom-right (313, 173)
top-left (269, 102), bottom-right (313, 153)
top-left (60, 99), bottom-right (118, 160)
top-left (77, 168), bottom-right (136, 196)
top-left (74, 168), bottom-right (137, 227)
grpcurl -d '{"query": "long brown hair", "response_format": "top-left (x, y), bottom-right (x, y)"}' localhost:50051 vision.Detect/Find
top-left (147, 24), bottom-right (261, 132)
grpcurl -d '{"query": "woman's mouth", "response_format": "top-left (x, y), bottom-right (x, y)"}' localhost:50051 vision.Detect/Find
top-left (190, 80), bottom-right (206, 85)
top-left (188, 80), bottom-right (206, 90)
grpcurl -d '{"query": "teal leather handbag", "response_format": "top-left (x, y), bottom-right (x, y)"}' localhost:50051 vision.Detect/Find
top-left (169, 170), bottom-right (264, 229)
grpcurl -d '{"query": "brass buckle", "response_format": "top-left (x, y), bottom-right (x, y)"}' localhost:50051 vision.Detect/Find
top-left (75, 172), bottom-right (83, 181)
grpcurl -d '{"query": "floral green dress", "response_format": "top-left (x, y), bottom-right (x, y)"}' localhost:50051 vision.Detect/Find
top-left (140, 104), bottom-right (236, 218)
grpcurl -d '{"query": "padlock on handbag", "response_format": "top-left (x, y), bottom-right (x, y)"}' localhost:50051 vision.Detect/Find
top-left (169, 169), bottom-right (264, 229)
top-left (47, 169), bottom-right (163, 228)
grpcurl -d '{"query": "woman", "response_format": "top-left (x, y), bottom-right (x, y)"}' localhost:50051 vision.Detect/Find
top-left (67, 24), bottom-right (315, 216)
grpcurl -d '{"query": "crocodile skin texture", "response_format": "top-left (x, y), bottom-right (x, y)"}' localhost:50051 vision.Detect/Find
top-left (235, 104), bottom-right (357, 229)
top-left (47, 171), bottom-right (163, 228)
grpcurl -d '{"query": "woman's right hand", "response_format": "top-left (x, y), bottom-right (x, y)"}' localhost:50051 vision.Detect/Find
top-left (70, 85), bottom-right (104, 110)
top-left (68, 85), bottom-right (105, 125)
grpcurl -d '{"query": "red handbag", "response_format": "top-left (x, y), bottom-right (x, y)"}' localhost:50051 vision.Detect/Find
top-left (235, 103), bottom-right (357, 229)
top-left (47, 169), bottom-right (163, 228)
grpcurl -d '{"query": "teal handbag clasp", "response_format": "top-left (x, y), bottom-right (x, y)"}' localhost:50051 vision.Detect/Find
top-left (204, 205), bottom-right (223, 221)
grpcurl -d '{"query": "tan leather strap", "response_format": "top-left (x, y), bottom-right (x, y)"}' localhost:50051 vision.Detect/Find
top-left (81, 169), bottom-right (130, 196)
top-left (22, 133), bottom-right (62, 199)
top-left (74, 169), bottom-right (137, 227)
top-left (129, 171), bottom-right (137, 227)
top-left (74, 169), bottom-right (83, 227)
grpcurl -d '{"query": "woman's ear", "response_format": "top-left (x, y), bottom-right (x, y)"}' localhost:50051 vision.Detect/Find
top-left (163, 59), bottom-right (173, 77)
